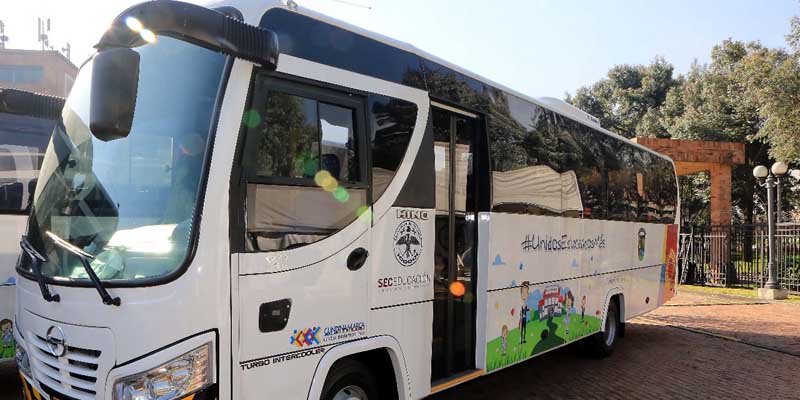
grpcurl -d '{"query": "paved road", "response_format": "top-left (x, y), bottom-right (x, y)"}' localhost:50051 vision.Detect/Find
top-left (3, 289), bottom-right (799, 399)
top-left (0, 360), bottom-right (18, 400)
top-left (431, 290), bottom-right (800, 400)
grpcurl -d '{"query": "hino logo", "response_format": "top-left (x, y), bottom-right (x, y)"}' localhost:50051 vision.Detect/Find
top-left (45, 326), bottom-right (67, 357)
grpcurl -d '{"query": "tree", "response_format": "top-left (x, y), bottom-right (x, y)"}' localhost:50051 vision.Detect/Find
top-left (666, 39), bottom-right (769, 225)
top-left (737, 22), bottom-right (800, 163)
top-left (567, 57), bottom-right (679, 138)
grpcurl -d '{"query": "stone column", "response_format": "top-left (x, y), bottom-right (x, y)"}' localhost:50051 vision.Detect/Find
top-left (710, 164), bottom-right (733, 226)
top-left (710, 164), bottom-right (733, 285)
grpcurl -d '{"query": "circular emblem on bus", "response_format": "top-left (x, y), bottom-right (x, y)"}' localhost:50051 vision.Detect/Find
top-left (393, 220), bottom-right (422, 267)
top-left (45, 326), bottom-right (67, 358)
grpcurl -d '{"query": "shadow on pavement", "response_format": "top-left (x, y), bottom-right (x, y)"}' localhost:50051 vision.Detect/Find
top-left (0, 360), bottom-right (20, 400)
top-left (429, 321), bottom-right (800, 400)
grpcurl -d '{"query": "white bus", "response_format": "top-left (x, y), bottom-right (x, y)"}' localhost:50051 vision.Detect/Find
top-left (14, 1), bottom-right (679, 399)
top-left (0, 88), bottom-right (63, 364)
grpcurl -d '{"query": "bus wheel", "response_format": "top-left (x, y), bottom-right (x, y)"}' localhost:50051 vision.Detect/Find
top-left (321, 359), bottom-right (379, 400)
top-left (585, 300), bottom-right (620, 358)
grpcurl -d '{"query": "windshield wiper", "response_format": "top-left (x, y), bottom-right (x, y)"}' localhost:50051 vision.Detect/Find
top-left (20, 236), bottom-right (60, 303)
top-left (45, 231), bottom-right (121, 307)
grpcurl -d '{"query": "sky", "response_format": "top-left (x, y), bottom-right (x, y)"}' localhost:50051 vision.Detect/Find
top-left (2, 0), bottom-right (798, 98)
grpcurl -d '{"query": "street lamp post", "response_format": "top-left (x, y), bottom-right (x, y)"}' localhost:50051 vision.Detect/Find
top-left (772, 162), bottom-right (789, 223)
top-left (753, 163), bottom-right (789, 299)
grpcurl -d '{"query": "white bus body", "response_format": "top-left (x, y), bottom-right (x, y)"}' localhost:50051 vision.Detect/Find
top-left (0, 90), bottom-right (63, 365)
top-left (14, 1), bottom-right (679, 399)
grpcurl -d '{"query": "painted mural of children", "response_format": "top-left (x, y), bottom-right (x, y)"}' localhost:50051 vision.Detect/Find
top-left (581, 295), bottom-right (587, 321)
top-left (563, 291), bottom-right (574, 338)
top-left (519, 281), bottom-right (530, 344)
top-left (0, 319), bottom-right (14, 359)
top-left (501, 325), bottom-right (509, 355)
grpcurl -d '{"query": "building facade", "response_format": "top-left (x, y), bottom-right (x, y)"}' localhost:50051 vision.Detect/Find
top-left (0, 49), bottom-right (77, 97)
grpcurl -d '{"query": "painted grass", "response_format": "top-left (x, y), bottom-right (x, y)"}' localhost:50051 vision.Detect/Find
top-left (486, 313), bottom-right (601, 372)
top-left (678, 284), bottom-right (800, 304)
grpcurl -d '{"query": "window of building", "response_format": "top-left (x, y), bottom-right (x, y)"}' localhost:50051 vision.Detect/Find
top-left (0, 65), bottom-right (44, 84)
top-left (240, 75), bottom-right (368, 251)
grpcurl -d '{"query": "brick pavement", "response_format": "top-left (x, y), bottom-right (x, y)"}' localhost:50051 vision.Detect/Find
top-left (643, 290), bottom-right (800, 356)
top-left (431, 290), bottom-right (800, 400)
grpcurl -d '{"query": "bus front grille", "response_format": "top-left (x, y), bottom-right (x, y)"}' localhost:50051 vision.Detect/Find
top-left (29, 333), bottom-right (101, 400)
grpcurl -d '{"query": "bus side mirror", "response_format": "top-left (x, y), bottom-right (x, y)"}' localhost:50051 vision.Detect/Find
top-left (90, 47), bottom-right (140, 141)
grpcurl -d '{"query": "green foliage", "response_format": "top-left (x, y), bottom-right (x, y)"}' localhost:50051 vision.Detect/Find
top-left (568, 56), bottom-right (679, 138)
top-left (568, 18), bottom-right (800, 223)
top-left (738, 44), bottom-right (800, 163)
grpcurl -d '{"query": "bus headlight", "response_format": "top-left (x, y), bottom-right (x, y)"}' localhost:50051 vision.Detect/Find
top-left (15, 343), bottom-right (31, 377)
top-left (113, 343), bottom-right (212, 400)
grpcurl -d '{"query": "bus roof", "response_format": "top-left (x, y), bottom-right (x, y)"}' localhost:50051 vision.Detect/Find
top-left (207, 0), bottom-right (675, 165)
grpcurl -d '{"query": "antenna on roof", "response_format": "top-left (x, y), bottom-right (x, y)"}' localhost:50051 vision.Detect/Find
top-left (0, 21), bottom-right (8, 49)
top-left (61, 43), bottom-right (71, 60)
top-left (37, 17), bottom-right (53, 51)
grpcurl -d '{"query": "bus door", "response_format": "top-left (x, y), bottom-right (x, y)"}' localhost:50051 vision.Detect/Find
top-left (430, 103), bottom-right (485, 382)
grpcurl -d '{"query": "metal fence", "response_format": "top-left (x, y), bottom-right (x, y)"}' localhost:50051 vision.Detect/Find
top-left (679, 223), bottom-right (800, 294)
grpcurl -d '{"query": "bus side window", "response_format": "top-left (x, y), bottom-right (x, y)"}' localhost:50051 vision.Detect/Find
top-left (239, 76), bottom-right (369, 252)
top-left (369, 95), bottom-right (417, 199)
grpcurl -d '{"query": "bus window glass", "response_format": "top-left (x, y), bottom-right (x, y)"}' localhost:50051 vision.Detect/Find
top-left (320, 102), bottom-right (357, 183)
top-left (20, 37), bottom-right (226, 282)
top-left (247, 92), bottom-right (319, 179)
top-left (241, 76), bottom-right (368, 251)
top-left (606, 141), bottom-right (639, 221)
top-left (245, 184), bottom-right (367, 251)
top-left (560, 121), bottom-right (607, 220)
top-left (657, 159), bottom-right (678, 223)
top-left (369, 95), bottom-right (417, 198)
top-left (0, 114), bottom-right (53, 214)
top-left (491, 106), bottom-right (572, 216)
top-left (636, 151), bottom-right (658, 222)
top-left (664, 165), bottom-right (678, 223)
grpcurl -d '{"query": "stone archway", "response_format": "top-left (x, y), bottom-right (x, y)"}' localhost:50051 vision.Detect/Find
top-left (632, 138), bottom-right (746, 226)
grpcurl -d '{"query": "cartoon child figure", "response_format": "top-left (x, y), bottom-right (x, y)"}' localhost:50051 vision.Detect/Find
top-left (563, 291), bottom-right (574, 338)
top-left (501, 325), bottom-right (509, 356)
top-left (581, 295), bottom-right (587, 321)
top-left (519, 281), bottom-right (531, 344)
top-left (0, 319), bottom-right (14, 359)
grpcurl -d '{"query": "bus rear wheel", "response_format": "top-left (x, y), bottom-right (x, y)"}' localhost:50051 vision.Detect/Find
top-left (584, 300), bottom-right (620, 358)
top-left (321, 359), bottom-right (379, 400)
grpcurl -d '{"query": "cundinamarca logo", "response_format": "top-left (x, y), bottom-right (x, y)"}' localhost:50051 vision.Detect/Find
top-left (290, 327), bottom-right (320, 348)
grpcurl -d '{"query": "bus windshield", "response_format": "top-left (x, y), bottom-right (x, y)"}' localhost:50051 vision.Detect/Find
top-left (19, 37), bottom-right (226, 283)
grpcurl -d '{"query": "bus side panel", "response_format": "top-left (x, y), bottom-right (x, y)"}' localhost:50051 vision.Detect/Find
top-left (0, 215), bottom-right (24, 362)
top-left (236, 231), bottom-right (371, 399)
top-left (660, 224), bottom-right (679, 305)
top-left (368, 206), bottom-right (435, 399)
top-left (482, 213), bottom-right (668, 373)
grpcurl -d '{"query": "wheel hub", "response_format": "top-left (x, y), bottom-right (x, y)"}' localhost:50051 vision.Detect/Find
top-left (332, 385), bottom-right (369, 400)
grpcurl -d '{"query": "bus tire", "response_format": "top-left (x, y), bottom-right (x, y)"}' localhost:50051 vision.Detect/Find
top-left (321, 358), bottom-right (379, 400)
top-left (586, 300), bottom-right (620, 358)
